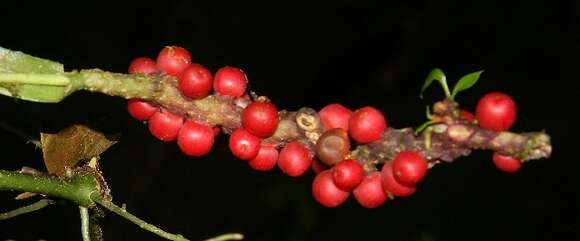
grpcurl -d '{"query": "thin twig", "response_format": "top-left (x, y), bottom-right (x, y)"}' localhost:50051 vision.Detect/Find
top-left (0, 199), bottom-right (53, 220)
top-left (92, 195), bottom-right (189, 241)
top-left (80, 206), bottom-right (91, 241)
top-left (0, 122), bottom-right (40, 148)
top-left (204, 233), bottom-right (244, 241)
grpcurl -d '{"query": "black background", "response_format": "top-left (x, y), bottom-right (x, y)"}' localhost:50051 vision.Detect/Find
top-left (0, 1), bottom-right (578, 241)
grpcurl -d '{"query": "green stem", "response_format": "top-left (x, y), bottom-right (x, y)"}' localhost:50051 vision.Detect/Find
top-left (440, 77), bottom-right (451, 98)
top-left (0, 170), bottom-right (98, 206)
top-left (0, 199), bottom-right (53, 220)
top-left (0, 73), bottom-right (70, 85)
top-left (204, 233), bottom-right (244, 241)
top-left (92, 195), bottom-right (189, 241)
top-left (80, 206), bottom-right (91, 241)
top-left (414, 120), bottom-right (435, 135)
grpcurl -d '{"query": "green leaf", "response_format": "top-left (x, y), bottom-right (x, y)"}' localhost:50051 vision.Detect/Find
top-left (450, 70), bottom-right (483, 99)
top-left (0, 46), bottom-right (63, 74)
top-left (0, 47), bottom-right (74, 103)
top-left (420, 68), bottom-right (451, 99)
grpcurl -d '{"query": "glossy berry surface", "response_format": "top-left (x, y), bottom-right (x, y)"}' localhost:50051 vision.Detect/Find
top-left (333, 159), bottom-right (364, 191)
top-left (492, 152), bottom-right (522, 173)
top-left (148, 110), bottom-right (184, 142)
top-left (459, 110), bottom-right (476, 122)
top-left (128, 57), bottom-right (158, 74)
top-left (278, 142), bottom-right (312, 177)
top-left (319, 103), bottom-right (352, 131)
top-left (242, 101), bottom-right (279, 138)
top-left (156, 46), bottom-right (191, 76)
top-left (178, 64), bottom-right (213, 99)
top-left (213, 66), bottom-right (247, 97)
top-left (177, 121), bottom-right (214, 156)
top-left (127, 99), bottom-right (158, 121)
top-left (353, 172), bottom-right (388, 209)
top-left (392, 151), bottom-right (428, 185)
top-left (312, 170), bottom-right (350, 208)
top-left (228, 128), bottom-right (261, 161)
top-left (349, 106), bottom-right (387, 143)
top-left (475, 91), bottom-right (517, 131)
top-left (316, 128), bottom-right (350, 166)
top-left (381, 163), bottom-right (416, 197)
top-left (248, 145), bottom-right (279, 171)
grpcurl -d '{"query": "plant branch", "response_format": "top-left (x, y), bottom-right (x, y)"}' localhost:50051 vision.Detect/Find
top-left (0, 47), bottom-right (552, 169)
top-left (204, 233), bottom-right (244, 241)
top-left (0, 122), bottom-right (41, 148)
top-left (0, 199), bottom-right (53, 220)
top-left (0, 169), bottom-right (98, 206)
top-left (80, 206), bottom-right (91, 241)
top-left (92, 194), bottom-right (189, 241)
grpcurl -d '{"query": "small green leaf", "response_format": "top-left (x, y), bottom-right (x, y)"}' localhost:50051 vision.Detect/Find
top-left (450, 70), bottom-right (483, 99)
top-left (0, 46), bottom-right (63, 74)
top-left (420, 68), bottom-right (451, 99)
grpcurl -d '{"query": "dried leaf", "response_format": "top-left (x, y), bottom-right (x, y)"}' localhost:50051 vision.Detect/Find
top-left (15, 192), bottom-right (38, 200)
top-left (40, 125), bottom-right (117, 177)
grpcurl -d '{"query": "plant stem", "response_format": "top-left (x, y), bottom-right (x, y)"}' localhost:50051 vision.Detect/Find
top-left (92, 195), bottom-right (189, 241)
top-left (204, 233), bottom-right (244, 241)
top-left (0, 122), bottom-right (41, 147)
top-left (0, 73), bottom-right (70, 85)
top-left (441, 77), bottom-right (451, 98)
top-left (80, 206), bottom-right (91, 241)
top-left (0, 170), bottom-right (98, 206)
top-left (0, 199), bottom-right (53, 220)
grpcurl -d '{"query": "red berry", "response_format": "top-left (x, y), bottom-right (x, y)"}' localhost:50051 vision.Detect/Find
top-left (392, 151), bottom-right (428, 185)
top-left (459, 110), bottom-right (476, 122)
top-left (381, 163), bottom-right (416, 197)
top-left (312, 160), bottom-right (329, 174)
top-left (228, 128), bottom-right (261, 161)
top-left (242, 101), bottom-right (279, 138)
top-left (319, 103), bottom-right (352, 131)
top-left (332, 159), bottom-right (364, 191)
top-left (278, 142), bottom-right (312, 177)
top-left (349, 106), bottom-right (387, 143)
top-left (353, 172), bottom-right (388, 209)
top-left (178, 64), bottom-right (213, 99)
top-left (475, 91), bottom-right (517, 131)
top-left (148, 110), bottom-right (184, 142)
top-left (127, 99), bottom-right (158, 121)
top-left (156, 46), bottom-right (191, 76)
top-left (177, 121), bottom-right (214, 156)
top-left (492, 152), bottom-right (521, 173)
top-left (128, 57), bottom-right (158, 74)
top-left (213, 66), bottom-right (247, 97)
top-left (312, 170), bottom-right (350, 207)
top-left (248, 145), bottom-right (279, 171)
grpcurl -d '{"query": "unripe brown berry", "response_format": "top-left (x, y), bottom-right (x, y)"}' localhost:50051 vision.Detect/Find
top-left (315, 128), bottom-right (351, 166)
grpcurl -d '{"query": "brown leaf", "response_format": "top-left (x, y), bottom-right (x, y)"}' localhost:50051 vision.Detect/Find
top-left (15, 192), bottom-right (38, 200)
top-left (40, 125), bottom-right (117, 177)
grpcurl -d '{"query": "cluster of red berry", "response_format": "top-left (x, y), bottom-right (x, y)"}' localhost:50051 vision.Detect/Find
top-left (310, 103), bottom-right (427, 208)
top-left (127, 46), bottom-right (247, 158)
top-left (125, 45), bottom-right (522, 209)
